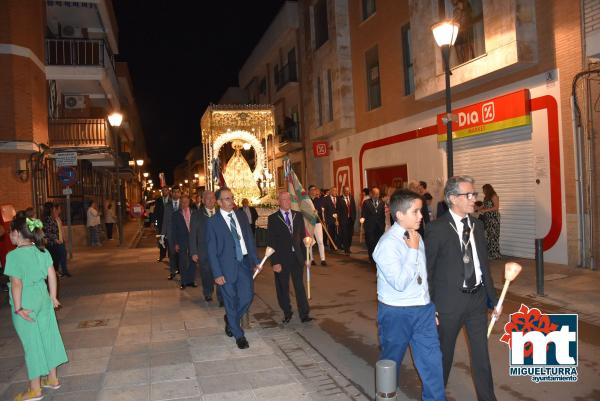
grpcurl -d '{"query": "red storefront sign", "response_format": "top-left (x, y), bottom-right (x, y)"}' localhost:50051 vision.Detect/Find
top-left (333, 157), bottom-right (354, 194)
top-left (437, 89), bottom-right (531, 142)
top-left (313, 141), bottom-right (329, 157)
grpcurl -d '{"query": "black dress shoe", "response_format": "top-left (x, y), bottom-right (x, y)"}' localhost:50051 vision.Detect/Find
top-left (282, 312), bottom-right (293, 323)
top-left (204, 295), bottom-right (213, 302)
top-left (311, 260), bottom-right (316, 266)
top-left (188, 283), bottom-right (197, 288)
top-left (167, 274), bottom-right (175, 280)
top-left (236, 336), bottom-right (249, 349)
top-left (320, 261), bottom-right (327, 266)
top-left (224, 315), bottom-right (233, 337)
top-left (179, 284), bottom-right (186, 290)
top-left (175, 270), bottom-right (180, 275)
top-left (157, 258), bottom-right (163, 262)
top-left (301, 316), bottom-right (314, 323)
top-left (344, 249), bottom-right (351, 254)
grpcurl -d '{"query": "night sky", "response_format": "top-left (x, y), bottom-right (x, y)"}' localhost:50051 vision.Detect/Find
top-left (113, 0), bottom-right (286, 183)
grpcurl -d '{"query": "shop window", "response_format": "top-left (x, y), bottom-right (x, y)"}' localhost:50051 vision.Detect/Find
top-left (365, 46), bottom-right (381, 110)
top-left (401, 24), bottom-right (414, 95)
top-left (314, 0), bottom-right (329, 49)
top-left (440, 0), bottom-right (485, 66)
top-left (362, 0), bottom-right (376, 20)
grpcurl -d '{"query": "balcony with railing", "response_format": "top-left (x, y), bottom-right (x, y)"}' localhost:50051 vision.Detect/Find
top-left (276, 63), bottom-right (298, 91)
top-left (45, 38), bottom-right (115, 70)
top-left (48, 118), bottom-right (113, 148)
top-left (277, 120), bottom-right (303, 152)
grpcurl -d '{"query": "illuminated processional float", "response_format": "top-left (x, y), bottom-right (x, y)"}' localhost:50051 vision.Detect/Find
top-left (201, 104), bottom-right (278, 205)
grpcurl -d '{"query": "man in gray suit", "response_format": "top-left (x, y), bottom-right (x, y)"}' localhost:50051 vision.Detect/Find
top-left (190, 190), bottom-right (222, 304)
top-left (161, 187), bottom-right (181, 280)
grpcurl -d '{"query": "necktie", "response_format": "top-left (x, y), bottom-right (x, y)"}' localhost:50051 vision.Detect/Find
top-left (461, 217), bottom-right (476, 288)
top-left (229, 213), bottom-right (243, 262)
top-left (184, 208), bottom-right (190, 230)
top-left (284, 211), bottom-right (292, 234)
top-left (346, 197), bottom-right (350, 217)
top-left (332, 196), bottom-right (336, 206)
top-left (173, 201), bottom-right (179, 211)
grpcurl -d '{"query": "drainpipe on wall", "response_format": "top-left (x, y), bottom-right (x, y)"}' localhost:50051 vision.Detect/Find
top-left (570, 95), bottom-right (587, 268)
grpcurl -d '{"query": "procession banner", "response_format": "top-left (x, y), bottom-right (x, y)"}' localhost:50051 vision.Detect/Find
top-left (284, 158), bottom-right (317, 239)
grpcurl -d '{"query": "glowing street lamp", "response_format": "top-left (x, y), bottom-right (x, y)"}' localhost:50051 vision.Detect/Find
top-left (136, 159), bottom-right (144, 167)
top-left (143, 172), bottom-right (149, 178)
top-left (432, 19), bottom-right (459, 178)
top-left (108, 111), bottom-right (124, 246)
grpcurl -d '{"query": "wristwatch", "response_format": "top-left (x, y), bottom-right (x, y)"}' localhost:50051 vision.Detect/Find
top-left (14, 307), bottom-right (23, 314)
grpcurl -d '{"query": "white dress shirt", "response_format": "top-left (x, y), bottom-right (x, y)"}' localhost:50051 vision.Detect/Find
top-left (206, 208), bottom-right (215, 217)
top-left (373, 223), bottom-right (430, 306)
top-left (172, 199), bottom-right (180, 211)
top-left (220, 209), bottom-right (248, 255)
top-left (448, 209), bottom-right (482, 286)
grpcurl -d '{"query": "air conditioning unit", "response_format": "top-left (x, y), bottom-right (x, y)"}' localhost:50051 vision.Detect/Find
top-left (61, 25), bottom-right (83, 38)
top-left (64, 95), bottom-right (86, 109)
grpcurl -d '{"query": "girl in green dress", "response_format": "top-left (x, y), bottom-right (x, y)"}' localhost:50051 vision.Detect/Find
top-left (4, 213), bottom-right (68, 401)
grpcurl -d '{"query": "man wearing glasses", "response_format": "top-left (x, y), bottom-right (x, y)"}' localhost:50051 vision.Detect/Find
top-left (425, 175), bottom-right (500, 401)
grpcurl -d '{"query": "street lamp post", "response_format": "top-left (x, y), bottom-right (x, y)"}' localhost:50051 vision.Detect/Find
top-left (108, 112), bottom-right (124, 246)
top-left (432, 20), bottom-right (459, 178)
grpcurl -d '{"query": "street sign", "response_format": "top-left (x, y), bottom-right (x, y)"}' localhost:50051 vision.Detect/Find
top-left (130, 203), bottom-right (145, 218)
top-left (57, 166), bottom-right (77, 187)
top-left (55, 152), bottom-right (78, 167)
top-left (62, 187), bottom-right (73, 195)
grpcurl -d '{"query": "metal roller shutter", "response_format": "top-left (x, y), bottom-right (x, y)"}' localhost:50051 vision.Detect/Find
top-left (452, 126), bottom-right (535, 258)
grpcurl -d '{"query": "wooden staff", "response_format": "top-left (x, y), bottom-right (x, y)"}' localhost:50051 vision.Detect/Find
top-left (487, 262), bottom-right (523, 337)
top-left (253, 247), bottom-right (275, 280)
top-left (303, 237), bottom-right (313, 299)
top-left (318, 208), bottom-right (338, 251)
top-left (359, 217), bottom-right (365, 243)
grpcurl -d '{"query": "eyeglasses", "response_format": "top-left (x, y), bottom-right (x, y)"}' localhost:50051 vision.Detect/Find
top-left (455, 192), bottom-right (479, 200)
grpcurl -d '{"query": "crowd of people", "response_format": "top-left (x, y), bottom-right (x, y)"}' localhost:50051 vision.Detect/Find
top-left (0, 175), bottom-right (503, 400)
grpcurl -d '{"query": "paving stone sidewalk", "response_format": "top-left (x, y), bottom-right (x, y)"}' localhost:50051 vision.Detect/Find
top-left (0, 286), bottom-right (368, 401)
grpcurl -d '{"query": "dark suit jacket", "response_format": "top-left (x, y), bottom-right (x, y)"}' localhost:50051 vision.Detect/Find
top-left (153, 197), bottom-right (171, 232)
top-left (323, 195), bottom-right (339, 226)
top-left (241, 206), bottom-right (259, 228)
top-left (189, 206), bottom-right (218, 266)
top-left (337, 195), bottom-right (357, 226)
top-left (266, 210), bottom-right (306, 268)
top-left (361, 198), bottom-right (385, 234)
top-left (311, 197), bottom-right (325, 223)
top-left (172, 208), bottom-right (192, 254)
top-left (425, 212), bottom-right (497, 312)
top-left (206, 209), bottom-right (259, 283)
top-left (160, 200), bottom-right (180, 244)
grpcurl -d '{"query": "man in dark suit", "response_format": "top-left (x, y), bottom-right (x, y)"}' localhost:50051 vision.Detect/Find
top-left (425, 175), bottom-right (500, 401)
top-left (337, 186), bottom-right (356, 254)
top-left (190, 190), bottom-right (222, 304)
top-left (267, 191), bottom-right (313, 324)
top-left (361, 186), bottom-right (385, 263)
top-left (152, 186), bottom-right (171, 262)
top-left (240, 198), bottom-right (259, 234)
top-left (323, 186), bottom-right (340, 250)
top-left (172, 194), bottom-right (196, 290)
top-left (206, 188), bottom-right (260, 349)
top-left (162, 187), bottom-right (181, 280)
